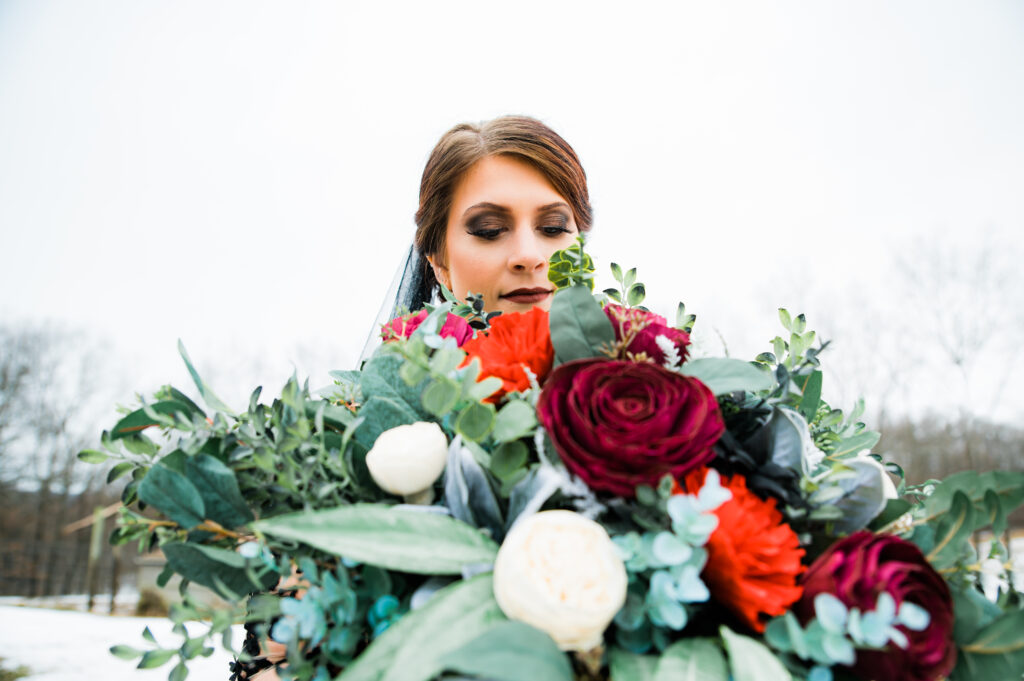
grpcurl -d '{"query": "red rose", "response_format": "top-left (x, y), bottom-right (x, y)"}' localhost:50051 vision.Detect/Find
top-left (796, 532), bottom-right (956, 681)
top-left (677, 467), bottom-right (804, 633)
top-left (461, 308), bottom-right (554, 403)
top-left (382, 310), bottom-right (473, 347)
top-left (604, 304), bottom-right (690, 365)
top-left (537, 359), bottom-right (724, 496)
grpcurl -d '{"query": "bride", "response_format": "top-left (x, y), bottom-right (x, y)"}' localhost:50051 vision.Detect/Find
top-left (234, 114), bottom-right (594, 680)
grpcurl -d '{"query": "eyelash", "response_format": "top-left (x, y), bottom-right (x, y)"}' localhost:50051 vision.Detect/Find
top-left (468, 222), bottom-right (571, 241)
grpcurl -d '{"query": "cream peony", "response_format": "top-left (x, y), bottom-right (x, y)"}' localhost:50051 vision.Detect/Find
top-left (365, 422), bottom-right (448, 501)
top-left (493, 510), bottom-right (627, 652)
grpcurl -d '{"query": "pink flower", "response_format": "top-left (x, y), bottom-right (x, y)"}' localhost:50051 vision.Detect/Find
top-left (382, 311), bottom-right (474, 347)
top-left (604, 304), bottom-right (690, 365)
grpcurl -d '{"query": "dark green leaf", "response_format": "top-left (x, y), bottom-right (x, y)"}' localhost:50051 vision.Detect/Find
top-left (798, 370), bottom-right (823, 421)
top-left (162, 542), bottom-right (277, 598)
top-left (110, 401), bottom-right (192, 439)
top-left (184, 454), bottom-right (253, 529)
top-left (107, 461), bottom-right (134, 484)
top-left (491, 441), bottom-right (528, 480)
top-left (440, 621), bottom-right (572, 681)
top-left (927, 490), bottom-right (975, 567)
top-left (353, 396), bottom-right (419, 451)
top-left (137, 464), bottom-right (205, 529)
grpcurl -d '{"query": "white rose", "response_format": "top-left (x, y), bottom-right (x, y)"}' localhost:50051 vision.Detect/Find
top-left (365, 422), bottom-right (448, 502)
top-left (493, 510), bottom-right (627, 652)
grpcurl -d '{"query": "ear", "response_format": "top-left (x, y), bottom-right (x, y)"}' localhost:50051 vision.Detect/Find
top-left (426, 254), bottom-right (451, 291)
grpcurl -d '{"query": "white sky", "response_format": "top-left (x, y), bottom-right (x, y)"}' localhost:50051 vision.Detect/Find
top-left (1, 1), bottom-right (1023, 419)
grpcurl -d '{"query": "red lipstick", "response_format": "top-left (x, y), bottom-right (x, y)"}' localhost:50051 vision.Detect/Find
top-left (500, 287), bottom-right (552, 305)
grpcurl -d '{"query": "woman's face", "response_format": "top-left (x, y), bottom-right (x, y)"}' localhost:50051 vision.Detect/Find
top-left (429, 154), bottom-right (579, 314)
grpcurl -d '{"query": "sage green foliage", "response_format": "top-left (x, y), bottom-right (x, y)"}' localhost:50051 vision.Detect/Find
top-left (440, 621), bottom-right (573, 681)
top-left (254, 504), bottom-right (498, 575)
top-left (549, 284), bottom-right (615, 365)
top-left (603, 261), bottom-right (647, 308)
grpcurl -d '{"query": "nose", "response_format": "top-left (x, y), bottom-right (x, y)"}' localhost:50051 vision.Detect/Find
top-left (507, 226), bottom-right (546, 273)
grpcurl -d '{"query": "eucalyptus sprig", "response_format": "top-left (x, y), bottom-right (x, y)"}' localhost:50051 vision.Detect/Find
top-left (548, 236), bottom-right (596, 291)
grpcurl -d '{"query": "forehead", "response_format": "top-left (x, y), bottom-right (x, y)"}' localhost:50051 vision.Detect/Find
top-left (449, 155), bottom-right (566, 212)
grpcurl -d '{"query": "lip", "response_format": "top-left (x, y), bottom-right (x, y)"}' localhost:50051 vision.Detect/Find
top-left (500, 287), bottom-right (553, 304)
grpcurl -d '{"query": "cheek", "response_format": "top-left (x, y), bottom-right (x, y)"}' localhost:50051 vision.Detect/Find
top-left (446, 238), bottom-right (502, 296)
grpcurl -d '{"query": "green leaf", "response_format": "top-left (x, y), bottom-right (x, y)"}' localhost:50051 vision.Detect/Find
top-left (110, 644), bottom-right (143, 660)
top-left (984, 489), bottom-right (1008, 537)
top-left (610, 262), bottom-right (623, 283)
top-left (353, 396), bottom-right (419, 450)
top-left (110, 400), bottom-right (192, 439)
top-left (798, 370), bottom-right (823, 421)
top-left (162, 542), bottom-right (276, 598)
top-left (304, 400), bottom-right (356, 431)
top-left (107, 461), bottom-right (134, 484)
top-left (608, 648), bottom-right (658, 681)
top-left (184, 454), bottom-right (254, 529)
top-left (868, 498), bottom-right (912, 531)
top-left (491, 441), bottom-right (529, 480)
top-left (927, 490), bottom-right (975, 567)
top-left (137, 649), bottom-right (176, 669)
top-left (253, 504), bottom-right (498, 574)
top-left (830, 430), bottom-right (881, 458)
top-left (549, 285), bottom-right (615, 365)
top-left (627, 282), bottom-right (646, 307)
top-left (655, 637), bottom-right (728, 681)
top-left (440, 621), bottom-right (572, 681)
top-left (178, 340), bottom-right (233, 413)
top-left (169, 662), bottom-right (189, 681)
top-left (922, 471), bottom-right (1024, 527)
top-left (455, 401), bottom-right (495, 443)
top-left (421, 378), bottom-right (459, 417)
top-left (78, 449), bottom-right (109, 464)
top-left (492, 400), bottom-right (538, 443)
top-left (778, 308), bottom-right (792, 332)
top-left (679, 358), bottom-right (775, 395)
top-left (337, 575), bottom-right (504, 681)
top-left (955, 610), bottom-right (1024, 680)
top-left (361, 353), bottom-right (430, 420)
top-left (720, 626), bottom-right (791, 681)
top-left (137, 464), bottom-right (205, 529)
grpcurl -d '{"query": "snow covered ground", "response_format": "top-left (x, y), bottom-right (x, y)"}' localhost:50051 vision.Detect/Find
top-left (0, 604), bottom-right (242, 681)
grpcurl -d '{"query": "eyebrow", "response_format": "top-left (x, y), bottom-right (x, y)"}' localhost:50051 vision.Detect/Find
top-left (461, 201), bottom-right (571, 218)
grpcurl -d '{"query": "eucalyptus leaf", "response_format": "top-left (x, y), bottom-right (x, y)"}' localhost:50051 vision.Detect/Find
top-left (492, 400), bottom-right (538, 443)
top-left (455, 402), bottom-right (495, 443)
top-left (680, 358), bottom-right (775, 395)
top-left (110, 400), bottom-right (192, 440)
top-left (353, 396), bottom-right (419, 451)
top-left (254, 504), bottom-right (498, 574)
top-left (926, 490), bottom-right (975, 567)
top-left (162, 543), bottom-right (276, 599)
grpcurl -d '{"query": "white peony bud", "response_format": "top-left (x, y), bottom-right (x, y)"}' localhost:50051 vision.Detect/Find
top-left (493, 510), bottom-right (627, 652)
top-left (365, 422), bottom-right (448, 502)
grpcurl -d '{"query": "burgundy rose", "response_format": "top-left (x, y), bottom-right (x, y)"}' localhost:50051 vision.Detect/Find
top-left (537, 359), bottom-right (724, 496)
top-left (796, 532), bottom-right (956, 681)
top-left (382, 310), bottom-right (473, 347)
top-left (604, 304), bottom-right (691, 365)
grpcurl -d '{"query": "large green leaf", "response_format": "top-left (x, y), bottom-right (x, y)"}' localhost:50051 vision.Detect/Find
top-left (720, 626), bottom-right (791, 681)
top-left (608, 648), bottom-right (658, 681)
top-left (549, 284), bottom-right (615, 365)
top-left (926, 490), bottom-right (975, 568)
top-left (655, 638), bottom-right (728, 681)
top-left (162, 542), bottom-right (277, 598)
top-left (138, 464), bottom-right (205, 529)
top-left (111, 400), bottom-right (192, 439)
top-left (337, 574), bottom-right (504, 681)
top-left (252, 504), bottom-right (498, 574)
top-left (439, 621), bottom-right (572, 681)
top-left (184, 454), bottom-right (253, 529)
top-left (361, 353), bottom-right (431, 419)
top-left (680, 358), bottom-right (775, 395)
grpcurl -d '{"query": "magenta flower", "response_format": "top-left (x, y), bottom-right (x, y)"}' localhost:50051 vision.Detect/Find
top-left (383, 310), bottom-right (473, 347)
top-left (537, 359), bottom-right (724, 497)
top-left (604, 304), bottom-right (691, 365)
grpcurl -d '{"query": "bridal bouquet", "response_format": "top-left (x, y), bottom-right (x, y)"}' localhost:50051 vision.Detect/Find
top-left (84, 239), bottom-right (1024, 681)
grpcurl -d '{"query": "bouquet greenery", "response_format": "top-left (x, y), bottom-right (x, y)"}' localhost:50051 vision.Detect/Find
top-left (83, 239), bottom-right (1024, 681)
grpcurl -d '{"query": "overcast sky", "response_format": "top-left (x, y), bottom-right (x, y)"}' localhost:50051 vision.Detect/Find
top-left (1, 1), bottom-right (1022, 419)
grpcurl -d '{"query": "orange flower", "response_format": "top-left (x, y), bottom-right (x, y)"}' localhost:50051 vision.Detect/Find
top-left (677, 467), bottom-right (805, 633)
top-left (461, 308), bottom-right (554, 403)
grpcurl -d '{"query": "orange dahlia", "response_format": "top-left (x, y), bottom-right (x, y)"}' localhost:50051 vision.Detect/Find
top-left (677, 467), bottom-right (805, 633)
top-left (461, 308), bottom-right (554, 403)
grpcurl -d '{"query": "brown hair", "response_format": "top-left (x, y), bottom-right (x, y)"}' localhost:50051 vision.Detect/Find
top-left (413, 115), bottom-right (592, 304)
